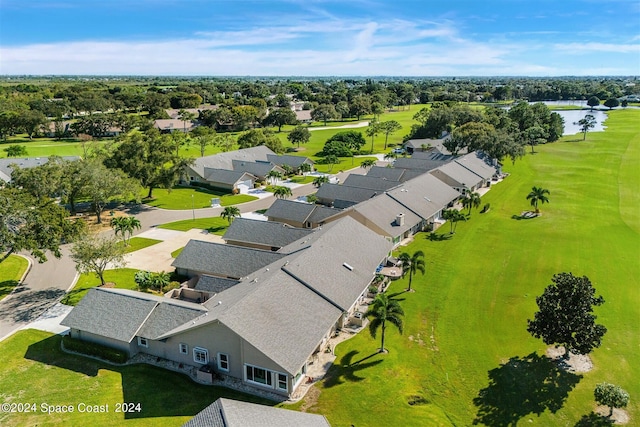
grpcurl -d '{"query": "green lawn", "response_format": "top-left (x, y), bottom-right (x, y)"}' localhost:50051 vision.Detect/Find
top-left (123, 237), bottom-right (161, 254)
top-left (143, 187), bottom-right (257, 210)
top-left (158, 217), bottom-right (229, 235)
top-left (0, 255), bottom-right (29, 301)
top-left (287, 175), bottom-right (315, 184)
top-left (0, 329), bottom-right (273, 427)
top-left (0, 136), bottom-right (109, 158)
top-left (170, 247), bottom-right (184, 258)
top-left (61, 268), bottom-right (141, 306)
top-left (287, 109), bottom-right (640, 426)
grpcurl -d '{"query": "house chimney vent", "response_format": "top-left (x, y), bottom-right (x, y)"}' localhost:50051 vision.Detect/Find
top-left (396, 213), bottom-right (405, 226)
top-left (343, 263), bottom-right (353, 271)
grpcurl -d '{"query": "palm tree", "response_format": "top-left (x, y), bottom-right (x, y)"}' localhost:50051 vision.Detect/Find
top-left (462, 190), bottom-right (482, 214)
top-left (398, 250), bottom-right (426, 292)
top-left (383, 152), bottom-right (397, 162)
top-left (273, 186), bottom-right (292, 199)
top-left (110, 216), bottom-right (141, 245)
top-left (360, 158), bottom-right (376, 171)
top-left (443, 209), bottom-right (467, 234)
top-left (299, 162), bottom-right (312, 175)
top-left (266, 170), bottom-right (282, 185)
top-left (220, 206), bottom-right (241, 224)
top-left (313, 175), bottom-right (329, 187)
top-left (526, 186), bottom-right (550, 213)
top-left (365, 293), bottom-right (404, 353)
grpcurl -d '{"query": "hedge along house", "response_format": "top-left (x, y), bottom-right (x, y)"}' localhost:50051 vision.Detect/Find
top-left (61, 217), bottom-right (393, 398)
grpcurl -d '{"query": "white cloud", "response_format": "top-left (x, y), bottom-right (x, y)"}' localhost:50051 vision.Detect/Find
top-left (1, 17), bottom-right (638, 76)
top-left (554, 42), bottom-right (640, 54)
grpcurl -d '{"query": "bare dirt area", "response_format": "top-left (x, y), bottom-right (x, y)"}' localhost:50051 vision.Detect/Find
top-left (297, 385), bottom-right (321, 412)
top-left (72, 210), bottom-right (127, 234)
top-left (545, 346), bottom-right (593, 373)
top-left (595, 406), bottom-right (630, 424)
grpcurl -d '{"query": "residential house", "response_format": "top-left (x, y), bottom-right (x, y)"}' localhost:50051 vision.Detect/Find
top-left (341, 174), bottom-right (402, 192)
top-left (183, 398), bottom-right (331, 427)
top-left (62, 217), bottom-right (393, 398)
top-left (429, 151), bottom-right (498, 193)
top-left (365, 166), bottom-right (424, 183)
top-left (223, 218), bottom-right (313, 251)
top-left (404, 134), bottom-right (463, 155)
top-left (165, 105), bottom-right (218, 120)
top-left (172, 240), bottom-right (287, 280)
top-left (200, 168), bottom-right (256, 193)
top-left (266, 154), bottom-right (314, 173)
top-left (264, 199), bottom-right (347, 228)
top-left (315, 184), bottom-right (380, 208)
top-left (231, 160), bottom-right (284, 182)
top-left (155, 118), bottom-right (197, 134)
top-left (385, 173), bottom-right (461, 229)
top-left (0, 156), bottom-right (81, 184)
top-left (392, 156), bottom-right (450, 172)
top-left (349, 195), bottom-right (423, 246)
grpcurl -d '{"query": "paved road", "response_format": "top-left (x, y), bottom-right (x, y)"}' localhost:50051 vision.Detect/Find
top-left (0, 246), bottom-right (77, 340)
top-left (0, 167), bottom-right (368, 341)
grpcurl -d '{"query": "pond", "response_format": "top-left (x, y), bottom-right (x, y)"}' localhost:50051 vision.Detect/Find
top-left (553, 109), bottom-right (608, 136)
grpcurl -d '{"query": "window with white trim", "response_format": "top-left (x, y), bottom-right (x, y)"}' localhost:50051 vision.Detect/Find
top-left (277, 373), bottom-right (288, 391)
top-left (193, 347), bottom-right (209, 364)
top-left (245, 364), bottom-right (273, 387)
top-left (217, 353), bottom-right (229, 372)
top-left (137, 337), bottom-right (148, 348)
top-left (179, 343), bottom-right (188, 354)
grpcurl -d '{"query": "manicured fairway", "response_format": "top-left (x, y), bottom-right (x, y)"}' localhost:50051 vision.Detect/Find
top-left (287, 109), bottom-right (640, 426)
top-left (0, 330), bottom-right (273, 427)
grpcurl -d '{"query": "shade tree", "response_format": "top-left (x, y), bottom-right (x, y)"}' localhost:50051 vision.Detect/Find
top-left (594, 383), bottom-right (630, 417)
top-left (527, 272), bottom-right (607, 358)
top-left (70, 235), bottom-right (127, 286)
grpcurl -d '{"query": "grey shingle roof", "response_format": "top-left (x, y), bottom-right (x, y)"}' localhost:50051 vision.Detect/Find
top-left (393, 157), bottom-right (449, 172)
top-left (183, 398), bottom-right (331, 427)
top-left (172, 240), bottom-right (286, 279)
top-left (138, 302), bottom-right (207, 340)
top-left (352, 195), bottom-right (422, 237)
top-left (454, 152), bottom-right (497, 180)
top-left (266, 154), bottom-right (314, 168)
top-left (223, 218), bottom-right (313, 248)
top-left (430, 161), bottom-right (484, 188)
top-left (203, 168), bottom-right (254, 185)
top-left (264, 199), bottom-right (344, 225)
top-left (231, 159), bottom-right (281, 178)
top-left (281, 216), bottom-right (393, 311)
top-left (366, 166), bottom-right (405, 181)
top-left (171, 240), bottom-right (283, 278)
top-left (0, 156), bottom-right (80, 182)
top-left (387, 173), bottom-right (461, 219)
top-left (342, 174), bottom-right (401, 191)
top-left (410, 151), bottom-right (455, 162)
top-left (316, 183), bottom-right (379, 205)
top-left (61, 288), bottom-right (208, 342)
top-left (220, 270), bottom-right (342, 375)
top-left (405, 135), bottom-right (465, 155)
top-left (191, 146), bottom-right (275, 178)
top-left (194, 275), bottom-right (241, 293)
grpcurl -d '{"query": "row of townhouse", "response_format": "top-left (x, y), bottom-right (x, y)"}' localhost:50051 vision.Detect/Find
top-left (181, 146), bottom-right (314, 194)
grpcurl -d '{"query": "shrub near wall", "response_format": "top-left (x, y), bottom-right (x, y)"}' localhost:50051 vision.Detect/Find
top-left (62, 335), bottom-right (128, 364)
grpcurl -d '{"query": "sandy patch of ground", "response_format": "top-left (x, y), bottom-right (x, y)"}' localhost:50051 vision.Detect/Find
top-left (545, 346), bottom-right (593, 373)
top-left (297, 385), bottom-right (321, 412)
top-left (595, 406), bottom-right (630, 424)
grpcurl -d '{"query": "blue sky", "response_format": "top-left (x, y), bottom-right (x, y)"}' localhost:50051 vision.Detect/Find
top-left (1, 0), bottom-right (639, 76)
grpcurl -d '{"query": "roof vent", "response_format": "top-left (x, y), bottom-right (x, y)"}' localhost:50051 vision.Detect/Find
top-left (218, 301), bottom-right (222, 306)
top-left (396, 213), bottom-right (405, 226)
top-left (343, 262), bottom-right (353, 271)
top-left (251, 278), bottom-right (258, 283)
top-left (424, 197), bottom-right (431, 202)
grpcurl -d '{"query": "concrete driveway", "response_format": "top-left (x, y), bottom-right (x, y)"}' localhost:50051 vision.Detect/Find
top-left (117, 228), bottom-right (224, 272)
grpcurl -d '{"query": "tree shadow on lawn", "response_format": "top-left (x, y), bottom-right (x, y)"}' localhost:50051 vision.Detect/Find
top-left (574, 412), bottom-right (615, 426)
top-left (426, 232), bottom-right (452, 241)
top-left (206, 226), bottom-right (227, 234)
top-left (473, 352), bottom-right (582, 426)
top-left (25, 335), bottom-right (273, 420)
top-left (0, 280), bottom-right (19, 300)
top-left (323, 350), bottom-right (383, 388)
